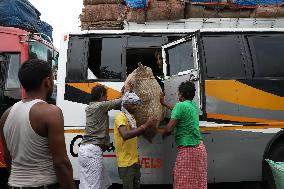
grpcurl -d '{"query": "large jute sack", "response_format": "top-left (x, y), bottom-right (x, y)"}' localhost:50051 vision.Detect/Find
top-left (126, 8), bottom-right (146, 22)
top-left (185, 4), bottom-right (218, 18)
top-left (81, 21), bottom-right (123, 30)
top-left (83, 0), bottom-right (123, 5)
top-left (218, 9), bottom-right (251, 17)
top-left (251, 7), bottom-right (284, 18)
top-left (146, 0), bottom-right (185, 21)
top-left (80, 4), bottom-right (125, 22)
top-left (125, 64), bottom-right (165, 142)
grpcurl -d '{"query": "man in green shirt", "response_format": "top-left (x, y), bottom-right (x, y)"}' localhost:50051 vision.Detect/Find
top-left (161, 80), bottom-right (207, 189)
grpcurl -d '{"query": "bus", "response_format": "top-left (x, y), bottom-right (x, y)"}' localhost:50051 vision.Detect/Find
top-left (57, 18), bottom-right (284, 188)
top-left (0, 26), bottom-right (58, 186)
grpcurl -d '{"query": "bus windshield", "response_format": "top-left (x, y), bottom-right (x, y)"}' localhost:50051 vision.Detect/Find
top-left (29, 41), bottom-right (59, 102)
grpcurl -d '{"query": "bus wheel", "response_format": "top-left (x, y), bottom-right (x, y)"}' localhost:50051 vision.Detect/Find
top-left (262, 143), bottom-right (284, 189)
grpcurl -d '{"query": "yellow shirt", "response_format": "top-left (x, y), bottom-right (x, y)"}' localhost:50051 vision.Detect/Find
top-left (114, 112), bottom-right (139, 167)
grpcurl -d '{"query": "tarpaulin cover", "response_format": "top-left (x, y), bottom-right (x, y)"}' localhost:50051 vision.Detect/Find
top-left (124, 0), bottom-right (147, 9)
top-left (233, 0), bottom-right (284, 6)
top-left (0, 0), bottom-right (53, 42)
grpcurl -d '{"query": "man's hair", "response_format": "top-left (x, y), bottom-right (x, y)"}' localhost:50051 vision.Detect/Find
top-left (18, 59), bottom-right (52, 92)
top-left (178, 80), bottom-right (196, 100)
top-left (90, 85), bottom-right (107, 101)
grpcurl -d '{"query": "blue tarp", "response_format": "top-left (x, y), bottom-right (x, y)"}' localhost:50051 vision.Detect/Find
top-left (0, 0), bottom-right (53, 42)
top-left (124, 0), bottom-right (147, 9)
top-left (233, 0), bottom-right (284, 6)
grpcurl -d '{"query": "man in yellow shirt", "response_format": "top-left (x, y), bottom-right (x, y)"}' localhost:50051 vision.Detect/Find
top-left (114, 92), bottom-right (156, 189)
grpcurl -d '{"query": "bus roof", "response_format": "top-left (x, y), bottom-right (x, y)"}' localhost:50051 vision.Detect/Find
top-left (66, 18), bottom-right (284, 36)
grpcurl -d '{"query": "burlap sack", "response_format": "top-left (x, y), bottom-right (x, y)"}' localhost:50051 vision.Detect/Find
top-left (83, 0), bottom-right (123, 5)
top-left (125, 63), bottom-right (165, 142)
top-left (81, 21), bottom-right (123, 30)
top-left (185, 4), bottom-right (218, 18)
top-left (146, 0), bottom-right (184, 21)
top-left (80, 4), bottom-right (125, 22)
top-left (252, 7), bottom-right (284, 18)
top-left (126, 8), bottom-right (146, 22)
top-left (219, 9), bottom-right (251, 17)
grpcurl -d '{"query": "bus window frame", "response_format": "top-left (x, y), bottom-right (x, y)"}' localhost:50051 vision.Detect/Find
top-left (66, 35), bottom-right (127, 83)
top-left (5, 53), bottom-right (21, 90)
top-left (201, 33), bottom-right (249, 80)
top-left (245, 33), bottom-right (284, 79)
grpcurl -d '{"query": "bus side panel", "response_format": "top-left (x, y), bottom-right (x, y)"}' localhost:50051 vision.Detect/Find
top-left (206, 129), bottom-right (277, 182)
top-left (65, 130), bottom-right (176, 184)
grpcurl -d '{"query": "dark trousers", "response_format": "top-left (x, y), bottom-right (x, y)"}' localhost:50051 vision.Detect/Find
top-left (118, 164), bottom-right (141, 189)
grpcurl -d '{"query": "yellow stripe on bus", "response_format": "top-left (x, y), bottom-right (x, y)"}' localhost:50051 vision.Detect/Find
top-left (205, 80), bottom-right (284, 111)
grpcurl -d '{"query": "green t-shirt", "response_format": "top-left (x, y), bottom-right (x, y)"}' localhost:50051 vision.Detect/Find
top-left (171, 100), bottom-right (202, 147)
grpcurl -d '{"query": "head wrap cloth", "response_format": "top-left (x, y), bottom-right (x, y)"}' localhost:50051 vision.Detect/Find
top-left (121, 92), bottom-right (141, 129)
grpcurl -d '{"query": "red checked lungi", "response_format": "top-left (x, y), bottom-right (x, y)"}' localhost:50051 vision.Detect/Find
top-left (173, 141), bottom-right (207, 189)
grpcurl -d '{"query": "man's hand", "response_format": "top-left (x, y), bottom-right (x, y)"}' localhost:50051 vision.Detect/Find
top-left (144, 118), bottom-right (157, 129)
top-left (124, 80), bottom-right (133, 93)
top-left (160, 92), bottom-right (165, 105)
top-left (101, 145), bottom-right (110, 152)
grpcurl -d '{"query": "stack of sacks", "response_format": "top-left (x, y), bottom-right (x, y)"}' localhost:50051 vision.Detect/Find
top-left (185, 2), bottom-right (252, 18)
top-left (125, 63), bottom-right (165, 143)
top-left (185, 0), bottom-right (284, 18)
top-left (126, 0), bottom-right (185, 22)
top-left (80, 0), bottom-right (125, 30)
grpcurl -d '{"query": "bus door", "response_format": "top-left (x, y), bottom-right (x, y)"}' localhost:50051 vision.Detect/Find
top-left (161, 31), bottom-right (204, 115)
top-left (161, 32), bottom-right (215, 182)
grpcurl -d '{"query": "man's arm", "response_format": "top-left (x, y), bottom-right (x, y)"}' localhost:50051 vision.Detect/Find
top-left (118, 118), bottom-right (156, 140)
top-left (0, 108), bottom-right (11, 174)
top-left (160, 93), bottom-right (174, 110)
top-left (46, 106), bottom-right (76, 189)
top-left (162, 119), bottom-right (177, 139)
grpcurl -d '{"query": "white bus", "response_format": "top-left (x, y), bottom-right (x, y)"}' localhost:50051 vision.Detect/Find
top-left (57, 18), bottom-right (284, 188)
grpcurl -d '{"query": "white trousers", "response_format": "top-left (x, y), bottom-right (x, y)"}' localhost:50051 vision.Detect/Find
top-left (78, 144), bottom-right (112, 189)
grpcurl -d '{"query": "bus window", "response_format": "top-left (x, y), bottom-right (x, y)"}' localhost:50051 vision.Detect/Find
top-left (29, 41), bottom-right (52, 65)
top-left (29, 41), bottom-right (58, 103)
top-left (247, 35), bottom-right (284, 78)
top-left (0, 54), bottom-right (8, 115)
top-left (66, 37), bottom-right (88, 81)
top-left (6, 53), bottom-right (20, 89)
top-left (87, 38), bottom-right (123, 80)
top-left (166, 40), bottom-right (194, 76)
top-left (202, 35), bottom-right (246, 79)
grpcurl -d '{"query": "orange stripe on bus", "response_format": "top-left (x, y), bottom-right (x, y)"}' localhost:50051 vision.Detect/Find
top-left (205, 80), bottom-right (284, 111)
top-left (66, 83), bottom-right (122, 100)
top-left (206, 112), bottom-right (282, 123)
top-left (0, 162), bottom-right (6, 168)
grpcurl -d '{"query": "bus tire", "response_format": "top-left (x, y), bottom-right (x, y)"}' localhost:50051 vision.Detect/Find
top-left (262, 143), bottom-right (284, 189)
